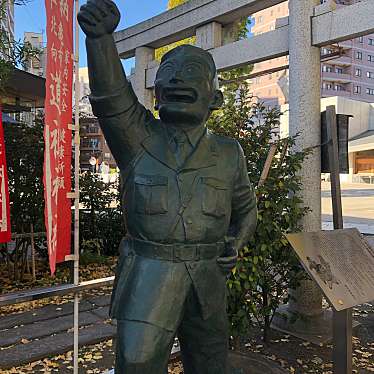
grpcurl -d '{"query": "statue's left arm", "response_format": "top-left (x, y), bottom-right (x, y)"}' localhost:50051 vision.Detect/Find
top-left (217, 143), bottom-right (257, 273)
top-left (230, 143), bottom-right (258, 251)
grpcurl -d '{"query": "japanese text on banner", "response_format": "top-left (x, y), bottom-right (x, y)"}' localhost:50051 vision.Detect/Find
top-left (44, 0), bottom-right (74, 275)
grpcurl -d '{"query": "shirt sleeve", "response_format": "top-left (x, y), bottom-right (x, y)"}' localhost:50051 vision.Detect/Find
top-left (89, 81), bottom-right (154, 170)
top-left (230, 142), bottom-right (258, 251)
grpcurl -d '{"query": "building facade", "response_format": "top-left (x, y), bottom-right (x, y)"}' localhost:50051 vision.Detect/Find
top-left (76, 67), bottom-right (92, 115)
top-left (251, 0), bottom-right (374, 107)
top-left (23, 32), bottom-right (46, 77)
top-left (280, 96), bottom-right (374, 182)
top-left (76, 67), bottom-right (117, 171)
top-left (80, 116), bottom-right (117, 172)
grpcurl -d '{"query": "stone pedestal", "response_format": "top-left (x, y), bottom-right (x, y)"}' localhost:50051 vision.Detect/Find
top-left (271, 279), bottom-right (333, 344)
top-left (271, 279), bottom-right (359, 345)
top-left (288, 278), bottom-right (323, 317)
top-left (271, 305), bottom-right (333, 345)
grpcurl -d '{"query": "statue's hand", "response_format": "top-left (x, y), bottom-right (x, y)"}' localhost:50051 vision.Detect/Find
top-left (217, 237), bottom-right (238, 276)
top-left (78, 0), bottom-right (120, 38)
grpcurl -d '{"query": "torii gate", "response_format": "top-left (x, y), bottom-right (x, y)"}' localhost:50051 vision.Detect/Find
top-left (113, 1), bottom-right (374, 373)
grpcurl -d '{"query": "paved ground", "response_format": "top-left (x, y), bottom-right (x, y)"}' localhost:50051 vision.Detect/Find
top-left (0, 290), bottom-right (183, 373)
top-left (322, 182), bottom-right (374, 234)
top-left (0, 294), bottom-right (116, 370)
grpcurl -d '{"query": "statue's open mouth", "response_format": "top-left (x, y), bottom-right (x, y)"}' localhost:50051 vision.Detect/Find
top-left (162, 87), bottom-right (197, 104)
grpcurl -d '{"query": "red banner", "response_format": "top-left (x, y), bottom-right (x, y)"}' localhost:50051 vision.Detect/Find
top-left (0, 107), bottom-right (11, 243)
top-left (44, 0), bottom-right (74, 274)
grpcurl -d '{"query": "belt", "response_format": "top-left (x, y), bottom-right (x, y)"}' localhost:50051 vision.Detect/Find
top-left (130, 237), bottom-right (225, 262)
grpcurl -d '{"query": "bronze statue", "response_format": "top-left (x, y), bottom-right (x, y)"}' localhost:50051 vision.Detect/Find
top-left (78, 1), bottom-right (257, 372)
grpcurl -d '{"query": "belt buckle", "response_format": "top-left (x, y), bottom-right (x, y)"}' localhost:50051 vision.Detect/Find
top-left (174, 244), bottom-right (199, 262)
top-left (174, 245), bottom-right (187, 261)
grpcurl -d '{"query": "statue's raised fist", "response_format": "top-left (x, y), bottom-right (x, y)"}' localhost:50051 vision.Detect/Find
top-left (78, 0), bottom-right (120, 38)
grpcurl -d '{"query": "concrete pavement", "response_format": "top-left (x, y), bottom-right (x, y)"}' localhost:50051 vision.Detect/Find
top-left (322, 182), bottom-right (374, 234)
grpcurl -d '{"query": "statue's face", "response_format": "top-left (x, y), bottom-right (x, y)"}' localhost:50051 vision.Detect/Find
top-left (154, 49), bottom-right (222, 129)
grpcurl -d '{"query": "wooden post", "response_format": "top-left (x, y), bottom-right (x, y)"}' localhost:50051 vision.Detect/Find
top-left (258, 144), bottom-right (277, 188)
top-left (326, 105), bottom-right (352, 374)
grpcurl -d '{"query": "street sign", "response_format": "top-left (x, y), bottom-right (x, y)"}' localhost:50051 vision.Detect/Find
top-left (321, 112), bottom-right (351, 174)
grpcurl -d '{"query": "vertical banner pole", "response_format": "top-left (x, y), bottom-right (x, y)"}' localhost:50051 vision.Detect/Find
top-left (326, 105), bottom-right (352, 374)
top-left (31, 223), bottom-right (36, 281)
top-left (73, 0), bottom-right (80, 373)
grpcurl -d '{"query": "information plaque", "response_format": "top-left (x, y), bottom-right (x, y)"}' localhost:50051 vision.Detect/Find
top-left (286, 228), bottom-right (374, 311)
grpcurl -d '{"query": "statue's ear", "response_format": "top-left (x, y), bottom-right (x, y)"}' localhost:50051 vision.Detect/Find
top-left (209, 90), bottom-right (224, 111)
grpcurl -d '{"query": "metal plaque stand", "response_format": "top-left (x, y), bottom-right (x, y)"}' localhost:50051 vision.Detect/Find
top-left (326, 105), bottom-right (352, 374)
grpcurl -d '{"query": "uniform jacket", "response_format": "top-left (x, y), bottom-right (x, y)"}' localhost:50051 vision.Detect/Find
top-left (90, 80), bottom-right (257, 324)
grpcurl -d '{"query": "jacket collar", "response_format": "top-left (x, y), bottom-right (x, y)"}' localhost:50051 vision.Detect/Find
top-left (166, 125), bottom-right (205, 149)
top-left (141, 122), bottom-right (217, 171)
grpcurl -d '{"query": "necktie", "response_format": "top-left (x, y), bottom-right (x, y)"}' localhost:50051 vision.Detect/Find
top-left (172, 131), bottom-right (189, 167)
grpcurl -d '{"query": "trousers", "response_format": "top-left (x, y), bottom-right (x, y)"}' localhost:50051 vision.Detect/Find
top-left (115, 286), bottom-right (229, 373)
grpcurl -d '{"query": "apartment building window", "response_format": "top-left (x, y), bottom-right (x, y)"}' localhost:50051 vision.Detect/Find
top-left (366, 88), bottom-right (374, 95)
top-left (322, 48), bottom-right (333, 55)
top-left (336, 67), bottom-right (343, 74)
top-left (356, 51), bottom-right (363, 60)
top-left (90, 139), bottom-right (99, 148)
top-left (369, 38), bottom-right (374, 46)
top-left (322, 65), bottom-right (333, 73)
top-left (323, 82), bottom-right (332, 90)
top-left (369, 55), bottom-right (374, 62)
top-left (257, 16), bottom-right (263, 24)
top-left (334, 84), bottom-right (344, 91)
top-left (88, 125), bottom-right (99, 133)
top-left (354, 86), bottom-right (361, 94)
top-left (355, 68), bottom-right (362, 77)
top-left (81, 139), bottom-right (90, 148)
top-left (359, 36), bottom-right (364, 43)
top-left (367, 71), bottom-right (374, 79)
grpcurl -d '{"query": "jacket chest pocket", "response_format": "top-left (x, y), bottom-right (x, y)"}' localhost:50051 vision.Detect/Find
top-left (201, 177), bottom-right (228, 218)
top-left (134, 174), bottom-right (168, 215)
